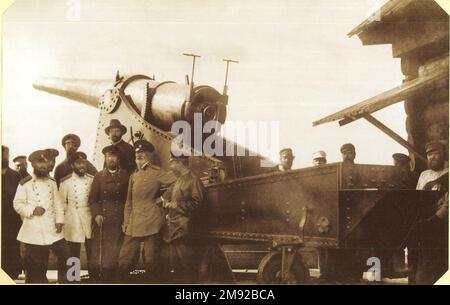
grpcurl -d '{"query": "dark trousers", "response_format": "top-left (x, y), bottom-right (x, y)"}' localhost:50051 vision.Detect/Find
top-left (24, 239), bottom-right (69, 283)
top-left (412, 220), bottom-right (448, 284)
top-left (169, 237), bottom-right (198, 283)
top-left (89, 222), bottom-right (123, 283)
top-left (1, 239), bottom-right (22, 280)
top-left (118, 234), bottom-right (161, 282)
top-left (67, 239), bottom-right (93, 277)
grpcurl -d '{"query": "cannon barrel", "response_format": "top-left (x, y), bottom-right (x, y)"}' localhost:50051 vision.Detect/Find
top-left (33, 75), bottom-right (227, 131)
top-left (33, 77), bottom-right (114, 108)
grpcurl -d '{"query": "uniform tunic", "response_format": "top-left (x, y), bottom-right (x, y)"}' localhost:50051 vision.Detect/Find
top-left (13, 175), bottom-right (64, 245)
top-left (123, 163), bottom-right (176, 237)
top-left (161, 170), bottom-right (204, 281)
top-left (162, 170), bottom-right (204, 242)
top-left (54, 158), bottom-right (97, 188)
top-left (59, 173), bottom-right (94, 243)
top-left (88, 168), bottom-right (129, 269)
top-left (416, 168), bottom-right (449, 190)
top-left (18, 170), bottom-right (31, 180)
top-left (1, 167), bottom-right (22, 278)
top-left (414, 167), bottom-right (449, 284)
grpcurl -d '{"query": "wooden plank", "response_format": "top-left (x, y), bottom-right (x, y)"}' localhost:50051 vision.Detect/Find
top-left (363, 114), bottom-right (427, 162)
top-left (312, 63), bottom-right (448, 127)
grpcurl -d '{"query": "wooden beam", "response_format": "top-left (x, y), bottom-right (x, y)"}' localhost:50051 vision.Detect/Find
top-left (347, 0), bottom-right (414, 37)
top-left (392, 21), bottom-right (448, 58)
top-left (312, 62), bottom-right (448, 127)
top-left (338, 115), bottom-right (364, 126)
top-left (363, 114), bottom-right (427, 162)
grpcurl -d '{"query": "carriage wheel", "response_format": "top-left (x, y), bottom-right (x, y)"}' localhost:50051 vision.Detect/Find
top-left (257, 250), bottom-right (309, 284)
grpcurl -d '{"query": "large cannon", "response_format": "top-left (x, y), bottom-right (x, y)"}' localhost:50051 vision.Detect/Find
top-left (33, 71), bottom-right (269, 180)
top-left (33, 69), bottom-right (441, 284)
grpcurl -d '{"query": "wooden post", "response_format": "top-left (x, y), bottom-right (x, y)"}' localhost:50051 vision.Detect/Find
top-left (363, 114), bottom-right (427, 162)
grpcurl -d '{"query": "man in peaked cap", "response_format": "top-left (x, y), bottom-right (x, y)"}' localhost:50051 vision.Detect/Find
top-left (312, 151), bottom-right (327, 166)
top-left (105, 119), bottom-right (136, 174)
top-left (160, 150), bottom-right (204, 282)
top-left (340, 143), bottom-right (356, 164)
top-left (118, 139), bottom-right (177, 283)
top-left (2, 145), bottom-right (23, 279)
top-left (44, 148), bottom-right (59, 177)
top-left (385, 153), bottom-right (419, 277)
top-left (278, 148), bottom-right (295, 171)
top-left (416, 141), bottom-right (448, 191)
top-left (54, 134), bottom-right (97, 187)
top-left (392, 153), bottom-right (419, 188)
top-left (13, 155), bottom-right (31, 179)
top-left (267, 148), bottom-right (295, 173)
top-left (411, 141), bottom-right (448, 284)
top-left (13, 150), bottom-right (69, 283)
top-left (89, 145), bottom-right (130, 283)
top-left (392, 153), bottom-right (411, 169)
top-left (59, 152), bottom-right (95, 277)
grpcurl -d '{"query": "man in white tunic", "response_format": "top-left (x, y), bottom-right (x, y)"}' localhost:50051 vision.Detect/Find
top-left (13, 150), bottom-right (68, 283)
top-left (412, 141), bottom-right (448, 284)
top-left (59, 152), bottom-right (94, 274)
top-left (416, 142), bottom-right (448, 191)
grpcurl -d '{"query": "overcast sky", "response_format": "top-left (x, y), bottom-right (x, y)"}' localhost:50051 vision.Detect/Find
top-left (2, 0), bottom-right (408, 169)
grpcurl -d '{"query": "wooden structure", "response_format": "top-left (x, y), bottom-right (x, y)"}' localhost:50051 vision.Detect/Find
top-left (313, 0), bottom-right (449, 171)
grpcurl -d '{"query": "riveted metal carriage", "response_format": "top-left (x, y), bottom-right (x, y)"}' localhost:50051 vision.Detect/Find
top-left (195, 163), bottom-right (440, 283)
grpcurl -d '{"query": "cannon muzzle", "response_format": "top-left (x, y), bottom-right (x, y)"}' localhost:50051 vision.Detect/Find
top-left (33, 74), bottom-right (227, 132)
top-left (33, 77), bottom-right (114, 108)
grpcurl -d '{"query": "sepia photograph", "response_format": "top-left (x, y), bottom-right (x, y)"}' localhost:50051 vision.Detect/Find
top-left (0, 0), bottom-right (449, 290)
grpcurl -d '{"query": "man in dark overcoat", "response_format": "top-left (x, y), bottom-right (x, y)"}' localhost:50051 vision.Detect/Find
top-left (88, 145), bottom-right (129, 283)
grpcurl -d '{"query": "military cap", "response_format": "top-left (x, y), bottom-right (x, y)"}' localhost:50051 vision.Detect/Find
top-left (43, 149), bottom-right (59, 160)
top-left (312, 151), bottom-right (327, 160)
top-left (28, 150), bottom-right (49, 163)
top-left (340, 143), bottom-right (355, 153)
top-left (2, 145), bottom-right (9, 153)
top-left (105, 119), bottom-right (127, 135)
top-left (102, 145), bottom-right (120, 155)
top-left (134, 140), bottom-right (154, 153)
top-left (279, 148), bottom-right (294, 156)
top-left (61, 134), bottom-right (81, 148)
top-left (425, 141), bottom-right (446, 154)
top-left (68, 151), bottom-right (87, 165)
top-left (392, 153), bottom-right (410, 163)
top-left (13, 155), bottom-right (27, 163)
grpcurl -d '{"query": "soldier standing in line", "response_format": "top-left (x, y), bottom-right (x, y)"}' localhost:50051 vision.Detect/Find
top-left (88, 145), bottom-right (129, 283)
top-left (412, 141), bottom-right (448, 284)
top-left (13, 150), bottom-right (69, 283)
top-left (267, 148), bottom-right (295, 172)
top-left (1, 146), bottom-right (23, 280)
top-left (13, 155), bottom-right (31, 179)
top-left (392, 153), bottom-right (419, 188)
top-left (117, 140), bottom-right (176, 283)
top-left (59, 152), bottom-right (94, 276)
top-left (105, 119), bottom-right (137, 174)
top-left (312, 151), bottom-right (327, 166)
top-left (161, 151), bottom-right (205, 283)
top-left (44, 148), bottom-right (59, 178)
top-left (340, 143), bottom-right (356, 164)
top-left (54, 134), bottom-right (97, 187)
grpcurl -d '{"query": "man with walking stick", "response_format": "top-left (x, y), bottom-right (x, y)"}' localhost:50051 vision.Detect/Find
top-left (88, 145), bottom-right (129, 283)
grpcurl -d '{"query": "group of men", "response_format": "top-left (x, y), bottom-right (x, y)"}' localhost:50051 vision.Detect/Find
top-left (272, 142), bottom-right (356, 172)
top-left (1, 119), bottom-right (204, 283)
top-left (2, 119), bottom-right (449, 284)
top-left (273, 141), bottom-right (448, 284)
